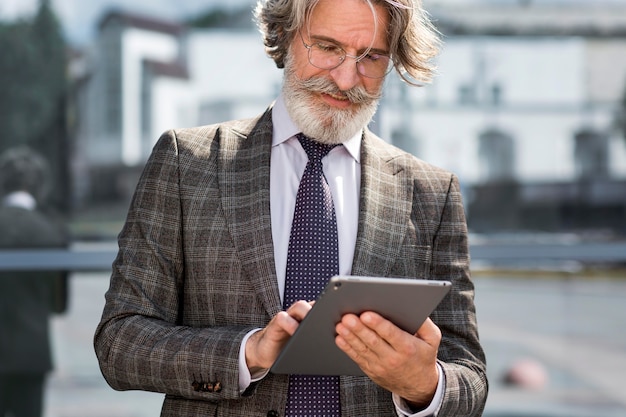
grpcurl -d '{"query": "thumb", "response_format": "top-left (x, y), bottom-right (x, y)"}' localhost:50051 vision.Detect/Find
top-left (415, 318), bottom-right (442, 348)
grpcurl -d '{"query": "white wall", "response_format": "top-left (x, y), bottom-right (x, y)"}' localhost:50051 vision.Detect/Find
top-left (186, 30), bottom-right (282, 109)
top-left (121, 28), bottom-right (179, 166)
top-left (380, 36), bottom-right (626, 184)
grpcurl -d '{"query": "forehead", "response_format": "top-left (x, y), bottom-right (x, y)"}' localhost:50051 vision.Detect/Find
top-left (306, 0), bottom-right (390, 51)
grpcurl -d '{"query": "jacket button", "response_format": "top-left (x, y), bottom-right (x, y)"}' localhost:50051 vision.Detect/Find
top-left (267, 411), bottom-right (279, 417)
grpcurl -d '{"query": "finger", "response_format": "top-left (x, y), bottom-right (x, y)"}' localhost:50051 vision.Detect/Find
top-left (285, 300), bottom-right (313, 322)
top-left (415, 318), bottom-right (442, 348)
top-left (360, 313), bottom-right (439, 358)
top-left (336, 314), bottom-right (389, 360)
top-left (335, 324), bottom-right (372, 365)
top-left (353, 313), bottom-right (395, 354)
top-left (360, 311), bottom-right (401, 345)
top-left (269, 311), bottom-right (300, 337)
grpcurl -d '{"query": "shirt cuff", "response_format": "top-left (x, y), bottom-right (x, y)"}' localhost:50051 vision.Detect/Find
top-left (393, 363), bottom-right (445, 417)
top-left (238, 328), bottom-right (270, 392)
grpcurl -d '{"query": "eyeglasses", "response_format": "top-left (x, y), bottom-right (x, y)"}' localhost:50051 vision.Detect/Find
top-left (299, 32), bottom-right (392, 79)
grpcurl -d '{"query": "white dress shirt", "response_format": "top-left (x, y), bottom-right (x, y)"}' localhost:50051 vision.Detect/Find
top-left (238, 95), bottom-right (444, 416)
top-left (2, 191), bottom-right (37, 210)
top-left (269, 95), bottom-right (361, 303)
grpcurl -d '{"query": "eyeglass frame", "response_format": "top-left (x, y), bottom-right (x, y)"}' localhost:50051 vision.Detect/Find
top-left (298, 31), bottom-right (393, 79)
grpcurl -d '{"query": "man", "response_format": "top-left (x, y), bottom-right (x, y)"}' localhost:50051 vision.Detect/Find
top-left (94, 0), bottom-right (488, 416)
top-left (0, 146), bottom-right (69, 417)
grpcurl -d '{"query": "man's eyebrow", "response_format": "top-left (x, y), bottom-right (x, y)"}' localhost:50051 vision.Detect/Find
top-left (310, 34), bottom-right (390, 56)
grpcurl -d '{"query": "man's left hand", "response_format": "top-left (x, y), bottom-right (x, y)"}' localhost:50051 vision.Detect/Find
top-left (335, 313), bottom-right (441, 409)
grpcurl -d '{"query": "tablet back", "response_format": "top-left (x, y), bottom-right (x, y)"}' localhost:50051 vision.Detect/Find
top-left (270, 276), bottom-right (451, 376)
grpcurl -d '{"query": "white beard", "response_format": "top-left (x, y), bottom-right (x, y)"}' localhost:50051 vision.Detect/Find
top-left (282, 55), bottom-right (382, 145)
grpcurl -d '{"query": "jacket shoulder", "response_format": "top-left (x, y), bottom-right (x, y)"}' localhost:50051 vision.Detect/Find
top-left (363, 130), bottom-right (454, 179)
top-left (166, 107), bottom-right (273, 148)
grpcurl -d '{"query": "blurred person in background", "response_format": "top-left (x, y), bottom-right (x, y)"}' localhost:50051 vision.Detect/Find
top-left (0, 146), bottom-right (69, 417)
top-left (95, 0), bottom-right (488, 416)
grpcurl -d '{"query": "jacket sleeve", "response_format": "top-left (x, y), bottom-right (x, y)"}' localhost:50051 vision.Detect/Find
top-left (93, 130), bottom-right (253, 402)
top-left (429, 174), bottom-right (488, 416)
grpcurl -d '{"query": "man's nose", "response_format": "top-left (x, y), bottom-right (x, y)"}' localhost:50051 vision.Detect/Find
top-left (328, 59), bottom-right (362, 92)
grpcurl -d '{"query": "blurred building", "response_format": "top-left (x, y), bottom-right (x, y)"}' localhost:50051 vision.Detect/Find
top-left (382, 1), bottom-right (626, 233)
top-left (70, 10), bottom-right (281, 207)
top-left (69, 3), bottom-right (626, 234)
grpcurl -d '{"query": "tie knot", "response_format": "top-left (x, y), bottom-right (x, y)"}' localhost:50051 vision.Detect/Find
top-left (297, 134), bottom-right (337, 162)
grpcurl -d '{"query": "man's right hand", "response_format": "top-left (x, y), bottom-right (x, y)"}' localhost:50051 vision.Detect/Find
top-left (244, 300), bottom-right (312, 373)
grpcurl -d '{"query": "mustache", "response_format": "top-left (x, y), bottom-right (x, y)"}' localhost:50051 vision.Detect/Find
top-left (299, 76), bottom-right (382, 104)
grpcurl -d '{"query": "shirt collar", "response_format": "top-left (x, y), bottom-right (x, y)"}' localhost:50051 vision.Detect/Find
top-left (2, 191), bottom-right (36, 210)
top-left (271, 94), bottom-right (361, 163)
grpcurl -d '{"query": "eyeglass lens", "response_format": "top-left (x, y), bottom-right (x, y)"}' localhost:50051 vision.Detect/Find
top-left (308, 43), bottom-right (390, 78)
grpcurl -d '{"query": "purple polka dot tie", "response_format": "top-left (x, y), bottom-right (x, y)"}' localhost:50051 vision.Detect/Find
top-left (283, 134), bottom-right (341, 417)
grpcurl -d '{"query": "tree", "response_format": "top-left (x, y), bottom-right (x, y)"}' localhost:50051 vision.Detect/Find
top-left (0, 0), bottom-right (69, 213)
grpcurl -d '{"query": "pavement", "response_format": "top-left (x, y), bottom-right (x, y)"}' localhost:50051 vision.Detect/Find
top-left (42, 271), bottom-right (626, 417)
top-left (474, 275), bottom-right (626, 417)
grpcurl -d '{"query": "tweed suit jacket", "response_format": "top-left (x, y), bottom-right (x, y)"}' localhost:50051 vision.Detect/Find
top-left (94, 106), bottom-right (488, 417)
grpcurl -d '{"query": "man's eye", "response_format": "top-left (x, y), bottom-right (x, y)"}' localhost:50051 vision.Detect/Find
top-left (364, 53), bottom-right (384, 62)
top-left (315, 43), bottom-right (342, 54)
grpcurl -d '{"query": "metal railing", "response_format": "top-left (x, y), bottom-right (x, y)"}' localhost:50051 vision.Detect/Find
top-left (1, 238), bottom-right (625, 272)
top-left (0, 246), bottom-right (117, 271)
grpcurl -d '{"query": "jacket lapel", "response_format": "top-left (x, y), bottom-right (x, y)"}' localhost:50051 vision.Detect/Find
top-left (351, 130), bottom-right (413, 277)
top-left (217, 119), bottom-right (412, 315)
top-left (218, 108), bottom-right (283, 317)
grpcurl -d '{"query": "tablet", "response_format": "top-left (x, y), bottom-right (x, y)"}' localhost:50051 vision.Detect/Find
top-left (270, 276), bottom-right (451, 376)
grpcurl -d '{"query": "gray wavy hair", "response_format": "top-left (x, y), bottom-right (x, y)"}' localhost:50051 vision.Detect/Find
top-left (254, 0), bottom-right (441, 85)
